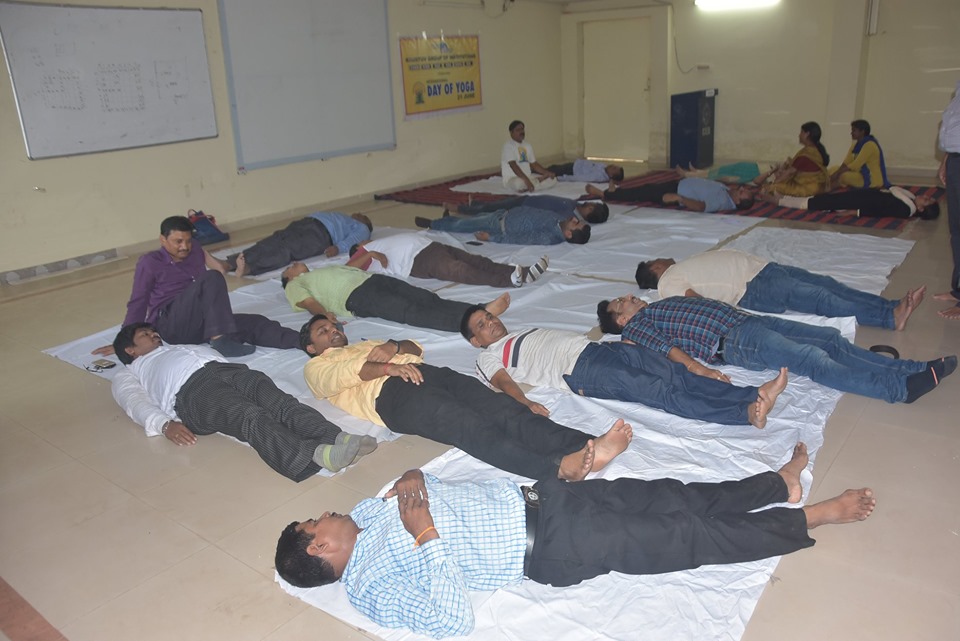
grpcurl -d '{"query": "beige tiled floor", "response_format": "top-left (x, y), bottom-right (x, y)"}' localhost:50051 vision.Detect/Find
top-left (0, 193), bottom-right (957, 641)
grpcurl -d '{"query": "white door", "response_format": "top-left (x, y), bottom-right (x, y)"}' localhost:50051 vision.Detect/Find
top-left (582, 18), bottom-right (651, 161)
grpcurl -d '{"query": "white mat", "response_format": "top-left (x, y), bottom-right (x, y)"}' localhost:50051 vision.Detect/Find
top-left (44, 219), bottom-right (913, 641)
top-left (450, 176), bottom-right (604, 199)
top-left (277, 311), bottom-right (850, 641)
top-left (724, 227), bottom-right (915, 294)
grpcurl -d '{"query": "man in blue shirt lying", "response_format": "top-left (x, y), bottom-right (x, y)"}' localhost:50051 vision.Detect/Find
top-left (275, 445), bottom-right (875, 638)
top-left (587, 175), bottom-right (754, 212)
top-left (416, 207), bottom-right (591, 246)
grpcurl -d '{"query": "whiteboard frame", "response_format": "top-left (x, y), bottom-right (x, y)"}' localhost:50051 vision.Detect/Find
top-left (217, 0), bottom-right (397, 172)
top-left (0, 1), bottom-right (218, 160)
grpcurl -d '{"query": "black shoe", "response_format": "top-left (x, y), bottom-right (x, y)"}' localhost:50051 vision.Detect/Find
top-left (904, 368), bottom-right (938, 403)
top-left (414, 216), bottom-right (432, 229)
top-left (210, 336), bottom-right (255, 358)
top-left (927, 355), bottom-right (958, 380)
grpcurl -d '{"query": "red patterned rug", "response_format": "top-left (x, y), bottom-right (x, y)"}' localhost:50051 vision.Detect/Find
top-left (375, 169), bottom-right (943, 231)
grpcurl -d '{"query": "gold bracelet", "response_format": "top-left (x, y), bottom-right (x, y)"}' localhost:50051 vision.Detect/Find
top-left (414, 526), bottom-right (437, 547)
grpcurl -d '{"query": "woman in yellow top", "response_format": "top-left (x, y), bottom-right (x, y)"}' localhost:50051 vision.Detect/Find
top-left (756, 121), bottom-right (831, 198)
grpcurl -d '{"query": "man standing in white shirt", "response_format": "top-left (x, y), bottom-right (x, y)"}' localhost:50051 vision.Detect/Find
top-left (110, 323), bottom-right (376, 481)
top-left (934, 80), bottom-right (960, 319)
top-left (501, 120), bottom-right (557, 193)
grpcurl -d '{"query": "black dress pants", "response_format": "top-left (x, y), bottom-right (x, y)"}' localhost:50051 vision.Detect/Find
top-left (346, 274), bottom-right (473, 333)
top-left (526, 472), bottom-right (813, 587)
top-left (605, 180), bottom-right (681, 204)
top-left (375, 364), bottom-right (592, 480)
top-left (175, 362), bottom-right (340, 481)
top-left (227, 217), bottom-right (332, 275)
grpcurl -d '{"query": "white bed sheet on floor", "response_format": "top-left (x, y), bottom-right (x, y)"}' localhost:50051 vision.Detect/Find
top-left (724, 227), bottom-right (914, 294)
top-left (44, 218), bottom-right (912, 640)
top-left (449, 176), bottom-right (604, 199)
top-left (277, 311), bottom-right (849, 641)
top-left (419, 207), bottom-right (762, 281)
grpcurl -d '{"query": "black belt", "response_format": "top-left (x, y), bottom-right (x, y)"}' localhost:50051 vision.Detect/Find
top-left (715, 336), bottom-right (726, 361)
top-left (948, 152), bottom-right (960, 158)
top-left (521, 485), bottom-right (539, 573)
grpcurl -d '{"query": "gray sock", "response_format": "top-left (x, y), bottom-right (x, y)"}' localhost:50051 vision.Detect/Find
top-left (313, 438), bottom-right (362, 472)
top-left (336, 432), bottom-right (378, 460)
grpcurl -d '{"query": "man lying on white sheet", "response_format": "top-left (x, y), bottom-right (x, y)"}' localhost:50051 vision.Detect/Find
top-left (460, 305), bottom-right (786, 429)
top-left (109, 322), bottom-right (375, 480)
top-left (274, 450), bottom-right (875, 638)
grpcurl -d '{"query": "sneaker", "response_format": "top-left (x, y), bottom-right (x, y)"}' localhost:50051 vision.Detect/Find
top-left (414, 216), bottom-right (432, 229)
top-left (524, 256), bottom-right (549, 283)
top-left (510, 265), bottom-right (524, 288)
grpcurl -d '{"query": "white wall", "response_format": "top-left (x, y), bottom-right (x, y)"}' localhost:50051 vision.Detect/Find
top-left (2, 0), bottom-right (958, 274)
top-left (0, 0), bottom-right (563, 273)
top-left (562, 0), bottom-right (958, 171)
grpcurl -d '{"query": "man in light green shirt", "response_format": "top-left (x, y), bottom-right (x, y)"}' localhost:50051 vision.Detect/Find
top-left (281, 263), bottom-right (510, 332)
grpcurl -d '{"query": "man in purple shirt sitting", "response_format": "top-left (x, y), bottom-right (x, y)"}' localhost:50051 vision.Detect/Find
top-left (96, 216), bottom-right (298, 358)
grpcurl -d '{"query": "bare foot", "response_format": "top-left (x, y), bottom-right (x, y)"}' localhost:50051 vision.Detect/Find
top-left (804, 488), bottom-right (876, 528)
top-left (909, 285), bottom-right (926, 308)
top-left (777, 442), bottom-right (808, 503)
top-left (235, 253), bottom-right (249, 278)
top-left (757, 367), bottom-right (788, 410)
top-left (585, 184), bottom-right (605, 199)
top-left (590, 419), bottom-right (633, 473)
top-left (558, 439), bottom-right (594, 481)
top-left (747, 399), bottom-right (768, 429)
top-left (486, 292), bottom-right (511, 316)
top-left (893, 285), bottom-right (925, 330)
top-left (938, 304), bottom-right (960, 319)
top-left (932, 291), bottom-right (959, 302)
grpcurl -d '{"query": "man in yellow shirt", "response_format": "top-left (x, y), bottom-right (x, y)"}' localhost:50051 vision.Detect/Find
top-left (830, 119), bottom-right (890, 189)
top-left (298, 314), bottom-right (632, 481)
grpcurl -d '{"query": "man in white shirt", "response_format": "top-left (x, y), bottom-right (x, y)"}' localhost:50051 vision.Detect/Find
top-left (346, 233), bottom-right (548, 288)
top-left (501, 120), bottom-right (557, 193)
top-left (461, 305), bottom-right (787, 429)
top-left (635, 249), bottom-right (926, 331)
top-left (110, 323), bottom-right (376, 481)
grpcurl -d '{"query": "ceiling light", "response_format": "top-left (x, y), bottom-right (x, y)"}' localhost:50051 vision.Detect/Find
top-left (695, 0), bottom-right (781, 11)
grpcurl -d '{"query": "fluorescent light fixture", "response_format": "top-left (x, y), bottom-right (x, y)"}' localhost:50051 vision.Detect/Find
top-left (695, 0), bottom-right (780, 11)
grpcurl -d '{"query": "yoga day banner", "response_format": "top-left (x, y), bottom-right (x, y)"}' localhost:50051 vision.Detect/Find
top-left (399, 35), bottom-right (482, 119)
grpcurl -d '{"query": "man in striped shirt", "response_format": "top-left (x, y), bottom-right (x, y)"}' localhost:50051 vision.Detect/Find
top-left (461, 305), bottom-right (787, 428)
top-left (597, 294), bottom-right (955, 404)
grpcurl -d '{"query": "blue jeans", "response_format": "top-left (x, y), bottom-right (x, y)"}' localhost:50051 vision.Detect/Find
top-left (721, 316), bottom-right (926, 403)
top-left (562, 343), bottom-right (759, 425)
top-left (738, 263), bottom-right (898, 329)
top-left (430, 211), bottom-right (506, 235)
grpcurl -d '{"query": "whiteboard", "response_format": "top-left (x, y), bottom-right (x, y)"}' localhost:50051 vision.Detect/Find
top-left (0, 2), bottom-right (217, 159)
top-left (218, 0), bottom-right (396, 171)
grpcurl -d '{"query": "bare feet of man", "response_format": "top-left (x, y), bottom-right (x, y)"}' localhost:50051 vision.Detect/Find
top-left (777, 442), bottom-right (808, 503)
top-left (558, 440), bottom-right (595, 481)
top-left (893, 285), bottom-right (925, 330)
top-left (938, 304), bottom-right (960, 319)
top-left (804, 488), bottom-right (876, 528)
top-left (486, 292), bottom-right (511, 316)
top-left (590, 419), bottom-right (633, 473)
top-left (234, 253), bottom-right (249, 278)
top-left (750, 367), bottom-right (789, 429)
